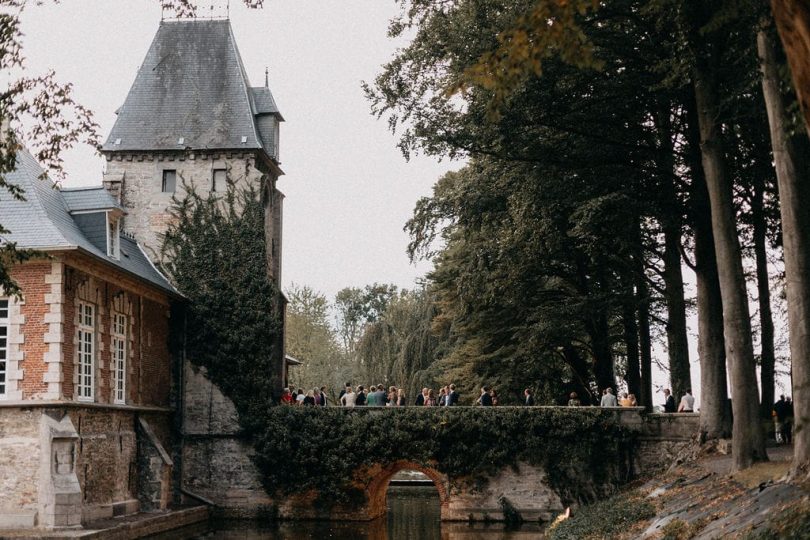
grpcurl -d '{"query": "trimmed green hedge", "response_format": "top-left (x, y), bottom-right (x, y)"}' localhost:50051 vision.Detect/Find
top-left (250, 407), bottom-right (635, 505)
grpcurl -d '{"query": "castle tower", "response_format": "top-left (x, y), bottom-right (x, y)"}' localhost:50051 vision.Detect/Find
top-left (101, 19), bottom-right (284, 286)
top-left (101, 19), bottom-right (286, 390)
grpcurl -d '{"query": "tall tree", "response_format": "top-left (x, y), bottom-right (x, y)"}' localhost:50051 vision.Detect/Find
top-left (285, 284), bottom-right (347, 398)
top-left (685, 0), bottom-right (767, 469)
top-left (758, 17), bottom-right (810, 476)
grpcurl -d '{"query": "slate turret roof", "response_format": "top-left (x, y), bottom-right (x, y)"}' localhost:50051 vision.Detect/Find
top-left (0, 149), bottom-right (179, 297)
top-left (102, 19), bottom-right (283, 154)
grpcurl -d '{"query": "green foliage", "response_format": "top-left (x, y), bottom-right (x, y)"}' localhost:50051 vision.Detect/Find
top-left (334, 283), bottom-right (398, 353)
top-left (252, 406), bottom-right (634, 505)
top-left (548, 492), bottom-right (655, 540)
top-left (161, 185), bottom-right (281, 424)
top-left (353, 287), bottom-right (448, 401)
top-left (285, 283), bottom-right (348, 399)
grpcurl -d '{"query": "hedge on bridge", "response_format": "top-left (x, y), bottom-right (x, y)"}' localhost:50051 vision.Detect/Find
top-left (250, 407), bottom-right (635, 505)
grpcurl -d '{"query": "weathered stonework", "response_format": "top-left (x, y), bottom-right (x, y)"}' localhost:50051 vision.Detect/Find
top-left (103, 151), bottom-right (281, 269)
top-left (0, 408), bottom-right (40, 528)
top-left (181, 362), bottom-right (273, 515)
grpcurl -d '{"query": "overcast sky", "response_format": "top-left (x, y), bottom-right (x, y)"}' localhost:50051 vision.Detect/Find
top-left (16, 0), bottom-right (792, 405)
top-left (18, 0), bottom-right (458, 299)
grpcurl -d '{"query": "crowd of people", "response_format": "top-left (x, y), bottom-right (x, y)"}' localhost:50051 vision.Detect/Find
top-left (278, 384), bottom-right (539, 407)
top-left (278, 384), bottom-right (744, 415)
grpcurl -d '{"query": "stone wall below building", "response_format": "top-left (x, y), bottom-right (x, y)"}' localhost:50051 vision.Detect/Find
top-left (0, 404), bottom-right (173, 530)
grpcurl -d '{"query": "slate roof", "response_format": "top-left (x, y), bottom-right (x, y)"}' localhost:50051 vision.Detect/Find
top-left (250, 87), bottom-right (284, 120)
top-left (62, 187), bottom-right (124, 213)
top-left (103, 19), bottom-right (278, 153)
top-left (0, 149), bottom-right (179, 297)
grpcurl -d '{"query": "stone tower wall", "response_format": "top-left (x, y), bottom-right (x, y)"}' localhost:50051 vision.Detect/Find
top-left (103, 150), bottom-right (278, 266)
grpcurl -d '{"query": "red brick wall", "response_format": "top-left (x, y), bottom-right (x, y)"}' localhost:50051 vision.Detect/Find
top-left (10, 254), bottom-right (175, 406)
top-left (10, 262), bottom-right (51, 399)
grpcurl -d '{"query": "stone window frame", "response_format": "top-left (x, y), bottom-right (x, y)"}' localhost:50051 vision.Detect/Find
top-left (0, 297), bottom-right (7, 397)
top-left (212, 167), bottom-right (227, 192)
top-left (76, 301), bottom-right (96, 402)
top-left (161, 169), bottom-right (177, 193)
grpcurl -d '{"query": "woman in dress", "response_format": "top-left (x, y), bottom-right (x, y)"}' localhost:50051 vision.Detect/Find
top-left (340, 386), bottom-right (357, 408)
top-left (425, 389), bottom-right (437, 406)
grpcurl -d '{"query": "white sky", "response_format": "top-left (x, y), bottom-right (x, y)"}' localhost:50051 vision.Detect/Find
top-left (16, 0), bottom-right (791, 407)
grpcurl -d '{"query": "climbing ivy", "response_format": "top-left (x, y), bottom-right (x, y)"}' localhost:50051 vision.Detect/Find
top-left (161, 185), bottom-right (282, 423)
top-left (251, 407), bottom-right (635, 505)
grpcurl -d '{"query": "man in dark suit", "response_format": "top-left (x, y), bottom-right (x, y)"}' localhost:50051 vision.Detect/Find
top-left (524, 388), bottom-right (535, 406)
top-left (446, 384), bottom-right (459, 406)
top-left (479, 386), bottom-right (493, 406)
top-left (319, 386), bottom-right (328, 406)
top-left (415, 388), bottom-right (426, 406)
top-left (663, 389), bottom-right (676, 413)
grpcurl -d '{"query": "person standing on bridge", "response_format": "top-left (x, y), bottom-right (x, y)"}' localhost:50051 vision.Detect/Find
top-left (415, 388), bottom-right (426, 406)
top-left (340, 386), bottom-right (357, 407)
top-left (524, 388), bottom-right (535, 406)
top-left (662, 389), bottom-right (677, 413)
top-left (600, 388), bottom-right (618, 407)
top-left (478, 387), bottom-right (493, 406)
top-left (356, 385), bottom-right (367, 406)
top-left (677, 389), bottom-right (695, 412)
top-left (567, 392), bottom-right (581, 406)
top-left (425, 389), bottom-right (438, 406)
top-left (446, 384), bottom-right (459, 406)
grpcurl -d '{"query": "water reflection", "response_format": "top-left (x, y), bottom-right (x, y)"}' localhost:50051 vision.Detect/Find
top-left (154, 486), bottom-right (544, 539)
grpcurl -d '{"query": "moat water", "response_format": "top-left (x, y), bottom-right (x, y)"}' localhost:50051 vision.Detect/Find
top-left (155, 486), bottom-right (545, 539)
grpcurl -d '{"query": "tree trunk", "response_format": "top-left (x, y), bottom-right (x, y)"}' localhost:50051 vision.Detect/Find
top-left (771, 0), bottom-right (810, 137)
top-left (623, 294), bottom-right (641, 399)
top-left (751, 173), bottom-right (777, 422)
top-left (692, 58), bottom-right (768, 469)
top-left (656, 105), bottom-right (693, 401)
top-left (637, 265), bottom-right (654, 411)
top-left (758, 23), bottom-right (810, 476)
top-left (663, 222), bottom-right (692, 400)
top-left (687, 92), bottom-right (732, 439)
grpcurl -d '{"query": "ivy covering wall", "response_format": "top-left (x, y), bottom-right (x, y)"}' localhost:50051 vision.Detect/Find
top-left (251, 407), bottom-right (635, 505)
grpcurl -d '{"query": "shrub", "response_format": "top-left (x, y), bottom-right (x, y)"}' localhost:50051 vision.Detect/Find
top-left (548, 493), bottom-right (655, 540)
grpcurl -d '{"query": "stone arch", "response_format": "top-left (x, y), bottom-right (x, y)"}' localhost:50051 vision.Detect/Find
top-left (365, 460), bottom-right (450, 520)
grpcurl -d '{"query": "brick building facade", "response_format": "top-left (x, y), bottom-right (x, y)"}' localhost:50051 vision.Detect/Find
top-left (0, 18), bottom-right (289, 529)
top-left (0, 151), bottom-right (181, 529)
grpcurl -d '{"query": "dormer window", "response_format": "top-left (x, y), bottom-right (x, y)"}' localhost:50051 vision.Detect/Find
top-left (107, 214), bottom-right (120, 259)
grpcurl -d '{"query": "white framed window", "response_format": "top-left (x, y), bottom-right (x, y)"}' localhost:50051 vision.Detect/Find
top-left (77, 302), bottom-right (95, 401)
top-left (0, 298), bottom-right (8, 397)
top-left (107, 214), bottom-right (120, 259)
top-left (112, 313), bottom-right (127, 404)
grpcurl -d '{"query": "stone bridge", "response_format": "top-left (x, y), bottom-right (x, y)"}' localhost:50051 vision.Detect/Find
top-left (181, 366), bottom-right (699, 524)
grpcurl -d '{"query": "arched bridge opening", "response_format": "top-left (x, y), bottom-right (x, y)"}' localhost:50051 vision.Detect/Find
top-left (365, 461), bottom-right (449, 521)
